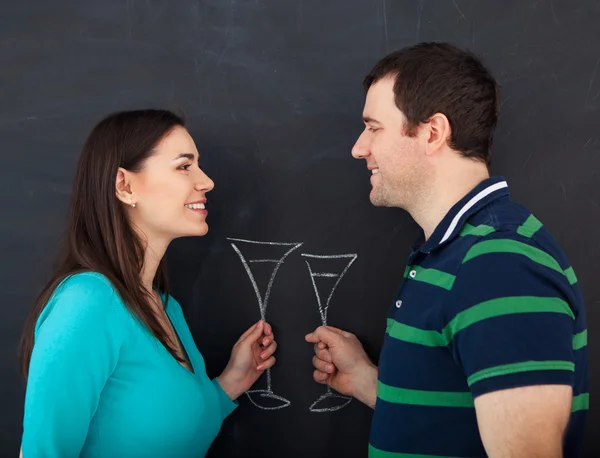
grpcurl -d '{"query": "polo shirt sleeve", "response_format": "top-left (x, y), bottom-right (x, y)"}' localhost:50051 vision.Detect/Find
top-left (22, 273), bottom-right (125, 458)
top-left (446, 232), bottom-right (578, 398)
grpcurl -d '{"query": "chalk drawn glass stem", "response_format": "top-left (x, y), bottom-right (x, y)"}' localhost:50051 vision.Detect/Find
top-left (228, 238), bottom-right (303, 410)
top-left (302, 253), bottom-right (357, 412)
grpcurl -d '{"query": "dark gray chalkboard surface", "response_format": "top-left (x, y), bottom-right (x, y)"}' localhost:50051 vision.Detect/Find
top-left (1, 1), bottom-right (599, 456)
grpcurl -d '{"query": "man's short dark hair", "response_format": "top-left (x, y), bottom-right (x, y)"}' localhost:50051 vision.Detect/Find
top-left (363, 42), bottom-right (500, 167)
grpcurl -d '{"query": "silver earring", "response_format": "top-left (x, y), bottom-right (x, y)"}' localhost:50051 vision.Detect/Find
top-left (131, 203), bottom-right (136, 208)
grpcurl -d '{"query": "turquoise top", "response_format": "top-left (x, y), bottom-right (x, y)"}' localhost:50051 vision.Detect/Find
top-left (22, 272), bottom-right (237, 457)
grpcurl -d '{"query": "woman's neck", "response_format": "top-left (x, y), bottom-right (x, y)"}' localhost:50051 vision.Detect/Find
top-left (140, 234), bottom-right (171, 295)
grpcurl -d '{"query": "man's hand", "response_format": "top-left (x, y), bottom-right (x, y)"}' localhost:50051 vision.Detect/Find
top-left (475, 384), bottom-right (572, 458)
top-left (305, 326), bottom-right (378, 409)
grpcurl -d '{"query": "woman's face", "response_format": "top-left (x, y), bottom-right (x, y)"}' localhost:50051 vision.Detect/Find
top-left (120, 126), bottom-right (215, 243)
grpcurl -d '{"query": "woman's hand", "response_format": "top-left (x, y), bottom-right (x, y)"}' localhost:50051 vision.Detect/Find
top-left (217, 320), bottom-right (277, 400)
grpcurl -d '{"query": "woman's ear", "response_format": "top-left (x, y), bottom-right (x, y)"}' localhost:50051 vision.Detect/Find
top-left (115, 167), bottom-right (136, 206)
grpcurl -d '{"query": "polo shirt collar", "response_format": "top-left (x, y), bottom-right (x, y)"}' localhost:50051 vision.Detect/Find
top-left (413, 176), bottom-right (509, 253)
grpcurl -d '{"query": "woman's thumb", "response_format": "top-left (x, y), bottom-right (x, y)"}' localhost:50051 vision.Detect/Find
top-left (245, 320), bottom-right (264, 341)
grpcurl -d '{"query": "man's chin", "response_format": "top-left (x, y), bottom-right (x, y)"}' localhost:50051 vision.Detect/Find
top-left (370, 189), bottom-right (402, 209)
top-left (369, 192), bottom-right (389, 208)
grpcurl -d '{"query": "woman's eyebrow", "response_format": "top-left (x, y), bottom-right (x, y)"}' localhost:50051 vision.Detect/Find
top-left (173, 153), bottom-right (197, 161)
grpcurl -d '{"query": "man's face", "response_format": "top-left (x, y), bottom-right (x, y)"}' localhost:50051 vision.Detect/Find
top-left (352, 77), bottom-right (430, 210)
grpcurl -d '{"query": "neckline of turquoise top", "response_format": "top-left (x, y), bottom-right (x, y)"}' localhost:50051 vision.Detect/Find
top-left (154, 288), bottom-right (197, 378)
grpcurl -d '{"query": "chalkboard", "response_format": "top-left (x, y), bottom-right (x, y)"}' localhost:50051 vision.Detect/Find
top-left (1, 1), bottom-right (599, 456)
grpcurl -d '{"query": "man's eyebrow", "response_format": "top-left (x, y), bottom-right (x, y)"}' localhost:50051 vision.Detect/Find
top-left (173, 153), bottom-right (198, 161)
top-left (362, 116), bottom-right (381, 124)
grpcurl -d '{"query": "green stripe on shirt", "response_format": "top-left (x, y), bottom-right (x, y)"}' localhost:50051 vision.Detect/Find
top-left (368, 444), bottom-right (465, 458)
top-left (459, 223), bottom-right (496, 237)
top-left (462, 239), bottom-right (577, 284)
top-left (467, 361), bottom-right (575, 387)
top-left (377, 381), bottom-right (474, 408)
top-left (404, 266), bottom-right (456, 291)
top-left (564, 267), bottom-right (578, 285)
top-left (386, 319), bottom-right (446, 347)
top-left (572, 393), bottom-right (589, 412)
top-left (517, 214), bottom-right (543, 238)
top-left (441, 296), bottom-right (574, 345)
top-left (387, 297), bottom-right (576, 348)
top-left (573, 330), bottom-right (587, 350)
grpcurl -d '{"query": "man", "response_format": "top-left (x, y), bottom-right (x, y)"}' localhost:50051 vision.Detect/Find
top-left (306, 42), bottom-right (588, 457)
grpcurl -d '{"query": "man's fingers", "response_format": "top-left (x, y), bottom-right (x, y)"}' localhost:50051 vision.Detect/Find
top-left (313, 344), bottom-right (332, 362)
top-left (313, 370), bottom-right (330, 384)
top-left (312, 355), bottom-right (335, 374)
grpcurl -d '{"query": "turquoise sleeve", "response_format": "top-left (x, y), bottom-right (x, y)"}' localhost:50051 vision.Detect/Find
top-left (211, 377), bottom-right (239, 420)
top-left (163, 295), bottom-right (238, 422)
top-left (21, 273), bottom-right (124, 458)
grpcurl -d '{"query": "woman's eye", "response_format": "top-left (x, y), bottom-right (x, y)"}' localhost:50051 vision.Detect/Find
top-left (179, 164), bottom-right (191, 171)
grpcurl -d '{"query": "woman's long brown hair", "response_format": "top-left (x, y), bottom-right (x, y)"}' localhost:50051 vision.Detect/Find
top-left (19, 109), bottom-right (187, 379)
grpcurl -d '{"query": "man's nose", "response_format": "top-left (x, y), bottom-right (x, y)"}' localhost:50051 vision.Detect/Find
top-left (351, 131), bottom-right (370, 159)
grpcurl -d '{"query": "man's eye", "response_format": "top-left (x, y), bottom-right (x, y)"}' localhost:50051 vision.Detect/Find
top-left (368, 127), bottom-right (379, 132)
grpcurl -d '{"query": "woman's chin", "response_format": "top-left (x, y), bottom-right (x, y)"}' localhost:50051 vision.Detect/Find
top-left (192, 225), bottom-right (209, 237)
top-left (175, 223), bottom-right (209, 238)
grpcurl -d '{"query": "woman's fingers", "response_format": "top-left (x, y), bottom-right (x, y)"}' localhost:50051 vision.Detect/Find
top-left (263, 321), bottom-right (273, 336)
top-left (257, 356), bottom-right (276, 371)
top-left (262, 335), bottom-right (273, 347)
top-left (260, 340), bottom-right (277, 360)
top-left (237, 320), bottom-right (264, 344)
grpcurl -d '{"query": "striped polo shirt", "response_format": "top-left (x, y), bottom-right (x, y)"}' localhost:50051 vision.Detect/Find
top-left (369, 176), bottom-right (589, 457)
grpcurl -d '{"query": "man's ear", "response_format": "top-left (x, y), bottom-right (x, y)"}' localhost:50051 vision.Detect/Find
top-left (424, 112), bottom-right (452, 156)
top-left (115, 167), bottom-right (136, 206)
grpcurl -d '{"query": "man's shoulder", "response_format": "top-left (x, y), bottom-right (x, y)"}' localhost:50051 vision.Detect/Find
top-left (468, 196), bottom-right (535, 235)
top-left (452, 201), bottom-right (580, 308)
top-left (465, 198), bottom-right (572, 272)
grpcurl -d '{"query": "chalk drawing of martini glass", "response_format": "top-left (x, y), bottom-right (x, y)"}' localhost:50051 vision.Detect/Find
top-left (301, 253), bottom-right (358, 412)
top-left (228, 238), bottom-right (303, 410)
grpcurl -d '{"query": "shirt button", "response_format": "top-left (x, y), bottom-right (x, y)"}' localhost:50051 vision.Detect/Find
top-left (409, 270), bottom-right (417, 278)
top-left (395, 300), bottom-right (402, 308)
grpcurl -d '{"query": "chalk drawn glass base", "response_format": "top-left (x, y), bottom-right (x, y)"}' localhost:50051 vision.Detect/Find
top-left (228, 238), bottom-right (303, 411)
top-left (309, 386), bottom-right (352, 412)
top-left (245, 389), bottom-right (292, 410)
top-left (302, 252), bottom-right (357, 413)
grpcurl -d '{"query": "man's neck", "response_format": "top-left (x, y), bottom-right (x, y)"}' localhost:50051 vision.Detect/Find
top-left (411, 165), bottom-right (490, 241)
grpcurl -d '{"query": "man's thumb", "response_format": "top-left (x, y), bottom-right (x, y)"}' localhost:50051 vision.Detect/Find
top-left (305, 326), bottom-right (338, 346)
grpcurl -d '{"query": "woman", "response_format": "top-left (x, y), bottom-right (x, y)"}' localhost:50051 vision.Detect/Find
top-left (19, 109), bottom-right (277, 457)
